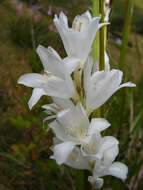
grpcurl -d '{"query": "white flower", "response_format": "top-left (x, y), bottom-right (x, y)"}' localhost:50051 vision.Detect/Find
top-left (51, 138), bottom-right (90, 169)
top-left (84, 53), bottom-right (136, 114)
top-left (54, 11), bottom-right (108, 66)
top-left (18, 45), bottom-right (79, 109)
top-left (88, 162), bottom-right (128, 189)
top-left (49, 103), bottom-right (110, 165)
top-left (81, 133), bottom-right (128, 189)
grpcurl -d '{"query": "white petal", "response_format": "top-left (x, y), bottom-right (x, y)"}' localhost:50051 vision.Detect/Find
top-left (75, 103), bottom-right (89, 131)
top-left (28, 88), bottom-right (46, 109)
top-left (59, 12), bottom-right (68, 29)
top-left (99, 136), bottom-right (119, 155)
top-left (63, 57), bottom-right (79, 74)
top-left (52, 97), bottom-right (74, 109)
top-left (57, 108), bottom-right (76, 129)
top-left (82, 10), bottom-right (92, 21)
top-left (54, 14), bottom-right (70, 57)
top-left (81, 133), bottom-right (102, 161)
top-left (65, 147), bottom-right (90, 170)
top-left (103, 144), bottom-right (119, 166)
top-left (42, 103), bottom-right (60, 113)
top-left (88, 118), bottom-right (110, 135)
top-left (54, 13), bottom-right (101, 63)
top-left (50, 141), bottom-right (76, 165)
top-left (88, 176), bottom-right (103, 189)
top-left (86, 69), bottom-right (123, 111)
top-left (49, 120), bottom-right (68, 141)
top-left (118, 82), bottom-right (136, 89)
top-left (57, 103), bottom-right (89, 131)
top-left (36, 45), bottom-right (49, 71)
top-left (46, 46), bottom-right (66, 78)
top-left (37, 45), bottom-right (67, 79)
top-left (18, 73), bottom-right (46, 88)
top-left (85, 18), bottom-right (108, 59)
top-left (108, 162), bottom-right (128, 181)
top-left (44, 76), bottom-right (75, 99)
top-left (86, 16), bottom-right (101, 51)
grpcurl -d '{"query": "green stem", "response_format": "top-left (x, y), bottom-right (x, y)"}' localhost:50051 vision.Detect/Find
top-left (92, 0), bottom-right (101, 118)
top-left (99, 0), bottom-right (105, 71)
top-left (75, 170), bottom-right (84, 190)
top-left (92, 0), bottom-right (99, 63)
top-left (119, 0), bottom-right (134, 71)
top-left (119, 0), bottom-right (134, 128)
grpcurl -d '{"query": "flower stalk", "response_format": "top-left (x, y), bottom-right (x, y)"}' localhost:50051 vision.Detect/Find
top-left (119, 0), bottom-right (134, 128)
top-left (119, 0), bottom-right (134, 71)
top-left (75, 170), bottom-right (85, 190)
top-left (99, 0), bottom-right (105, 71)
top-left (17, 7), bottom-right (136, 190)
top-left (92, 0), bottom-right (100, 64)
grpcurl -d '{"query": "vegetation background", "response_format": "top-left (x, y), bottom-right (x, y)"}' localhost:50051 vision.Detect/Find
top-left (0, 0), bottom-right (143, 189)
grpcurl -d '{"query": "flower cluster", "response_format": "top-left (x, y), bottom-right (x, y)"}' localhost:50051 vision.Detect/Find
top-left (18, 10), bottom-right (135, 189)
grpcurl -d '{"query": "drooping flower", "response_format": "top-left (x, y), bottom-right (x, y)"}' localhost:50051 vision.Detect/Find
top-left (84, 53), bottom-right (136, 114)
top-left (54, 11), bottom-right (108, 66)
top-left (18, 45), bottom-right (79, 109)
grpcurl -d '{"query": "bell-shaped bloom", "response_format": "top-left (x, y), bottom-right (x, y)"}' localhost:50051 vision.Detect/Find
top-left (81, 133), bottom-right (128, 189)
top-left (54, 11), bottom-right (108, 65)
top-left (18, 45), bottom-right (79, 109)
top-left (52, 138), bottom-right (90, 169)
top-left (49, 103), bottom-right (110, 165)
top-left (84, 53), bottom-right (136, 114)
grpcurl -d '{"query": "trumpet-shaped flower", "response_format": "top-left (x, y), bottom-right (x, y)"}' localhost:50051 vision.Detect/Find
top-left (54, 11), bottom-right (108, 65)
top-left (51, 138), bottom-right (90, 170)
top-left (63, 132), bottom-right (127, 189)
top-left (81, 133), bottom-right (128, 189)
top-left (49, 103), bottom-right (110, 164)
top-left (18, 45), bottom-right (79, 109)
top-left (87, 136), bottom-right (128, 189)
top-left (84, 53), bottom-right (136, 114)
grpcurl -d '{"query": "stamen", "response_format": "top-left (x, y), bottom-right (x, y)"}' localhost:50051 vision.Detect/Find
top-left (79, 22), bottom-right (82, 32)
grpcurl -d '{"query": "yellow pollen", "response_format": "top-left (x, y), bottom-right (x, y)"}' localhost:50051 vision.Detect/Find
top-left (43, 71), bottom-right (53, 79)
top-left (78, 22), bottom-right (82, 32)
top-left (69, 154), bottom-right (76, 161)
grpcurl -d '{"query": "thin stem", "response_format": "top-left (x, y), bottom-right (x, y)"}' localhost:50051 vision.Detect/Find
top-left (92, 0), bottom-right (102, 118)
top-left (92, 0), bottom-right (99, 63)
top-left (75, 170), bottom-right (84, 190)
top-left (119, 0), bottom-right (134, 128)
top-left (119, 0), bottom-right (134, 71)
top-left (99, 0), bottom-right (105, 71)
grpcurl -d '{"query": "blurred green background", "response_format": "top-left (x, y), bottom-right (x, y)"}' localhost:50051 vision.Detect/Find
top-left (0, 0), bottom-right (143, 189)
